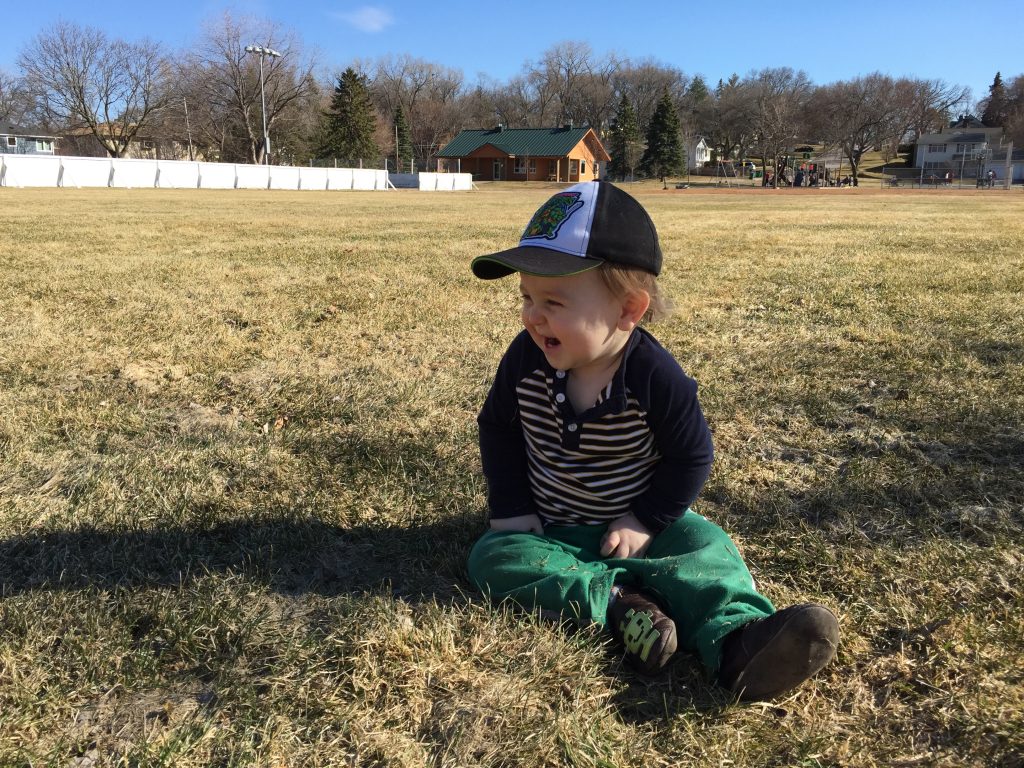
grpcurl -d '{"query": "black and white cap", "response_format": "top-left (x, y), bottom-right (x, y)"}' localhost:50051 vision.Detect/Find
top-left (471, 180), bottom-right (662, 279)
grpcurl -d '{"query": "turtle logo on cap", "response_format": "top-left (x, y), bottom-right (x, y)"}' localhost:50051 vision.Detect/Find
top-left (521, 191), bottom-right (584, 241)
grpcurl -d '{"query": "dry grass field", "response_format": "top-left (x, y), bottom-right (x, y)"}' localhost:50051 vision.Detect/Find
top-left (1, 184), bottom-right (1022, 767)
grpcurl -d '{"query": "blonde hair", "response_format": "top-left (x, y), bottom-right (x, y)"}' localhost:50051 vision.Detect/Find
top-left (597, 263), bottom-right (671, 323)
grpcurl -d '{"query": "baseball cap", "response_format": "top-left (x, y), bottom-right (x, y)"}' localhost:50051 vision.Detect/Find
top-left (471, 180), bottom-right (662, 279)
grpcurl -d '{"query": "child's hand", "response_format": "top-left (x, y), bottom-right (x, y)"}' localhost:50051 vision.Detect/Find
top-left (489, 514), bottom-right (544, 534)
top-left (600, 513), bottom-right (652, 559)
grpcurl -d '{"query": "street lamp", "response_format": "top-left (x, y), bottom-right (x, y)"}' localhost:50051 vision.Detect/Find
top-left (244, 44), bottom-right (281, 165)
top-left (182, 97), bottom-right (194, 161)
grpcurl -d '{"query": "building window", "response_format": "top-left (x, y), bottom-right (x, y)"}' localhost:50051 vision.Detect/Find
top-left (142, 140), bottom-right (155, 150)
top-left (509, 159), bottom-right (536, 177)
top-left (35, 140), bottom-right (53, 152)
top-left (513, 158), bottom-right (538, 175)
top-left (581, 160), bottom-right (586, 174)
top-left (5, 137), bottom-right (15, 147)
top-left (927, 144), bottom-right (947, 153)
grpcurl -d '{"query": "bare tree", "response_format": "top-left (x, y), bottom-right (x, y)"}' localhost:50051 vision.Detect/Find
top-left (614, 60), bottom-right (688, 134)
top-left (527, 41), bottom-right (596, 125)
top-left (485, 77), bottom-right (535, 127)
top-left (709, 74), bottom-right (756, 162)
top-left (360, 55), bottom-right (466, 164)
top-left (0, 70), bottom-right (28, 125)
top-left (366, 54), bottom-right (427, 116)
top-left (451, 50), bottom-right (683, 139)
top-left (748, 68), bottom-right (812, 186)
top-left (899, 78), bottom-right (970, 142)
top-left (178, 13), bottom-right (318, 164)
top-left (574, 54), bottom-right (621, 135)
top-left (520, 68), bottom-right (561, 127)
top-left (807, 73), bottom-right (907, 185)
top-left (17, 21), bottom-right (170, 157)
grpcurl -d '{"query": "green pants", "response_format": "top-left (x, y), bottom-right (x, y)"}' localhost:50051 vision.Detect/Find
top-left (467, 511), bottom-right (774, 671)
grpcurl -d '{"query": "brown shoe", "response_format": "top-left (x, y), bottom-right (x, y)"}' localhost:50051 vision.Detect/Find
top-left (718, 603), bottom-right (839, 701)
top-left (608, 586), bottom-right (678, 675)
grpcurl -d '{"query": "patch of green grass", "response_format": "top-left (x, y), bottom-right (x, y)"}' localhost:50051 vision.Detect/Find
top-left (1, 187), bottom-right (1022, 766)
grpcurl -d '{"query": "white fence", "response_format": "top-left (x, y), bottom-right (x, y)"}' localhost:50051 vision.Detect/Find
top-left (0, 154), bottom-right (394, 191)
top-left (418, 172), bottom-right (474, 191)
top-left (354, 170), bottom-right (473, 191)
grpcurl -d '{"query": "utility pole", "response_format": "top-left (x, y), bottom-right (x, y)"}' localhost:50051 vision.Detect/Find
top-left (244, 44), bottom-right (281, 165)
top-left (183, 97), bottom-right (194, 161)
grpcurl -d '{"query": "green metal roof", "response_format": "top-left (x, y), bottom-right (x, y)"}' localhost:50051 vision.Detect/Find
top-left (437, 126), bottom-right (597, 158)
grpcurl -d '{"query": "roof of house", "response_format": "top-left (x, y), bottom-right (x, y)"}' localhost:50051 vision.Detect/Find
top-left (918, 130), bottom-right (1005, 145)
top-left (437, 126), bottom-right (599, 158)
top-left (1, 125), bottom-right (60, 139)
top-left (950, 114), bottom-right (985, 128)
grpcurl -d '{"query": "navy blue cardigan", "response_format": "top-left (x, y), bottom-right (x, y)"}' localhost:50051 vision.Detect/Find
top-left (478, 327), bottom-right (714, 533)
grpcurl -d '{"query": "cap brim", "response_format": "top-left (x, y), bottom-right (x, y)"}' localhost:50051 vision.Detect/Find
top-left (472, 246), bottom-right (603, 280)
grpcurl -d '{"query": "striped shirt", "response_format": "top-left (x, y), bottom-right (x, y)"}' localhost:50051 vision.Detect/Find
top-left (478, 328), bottom-right (714, 533)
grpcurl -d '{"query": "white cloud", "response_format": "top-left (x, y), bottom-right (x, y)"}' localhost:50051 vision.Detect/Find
top-left (334, 6), bottom-right (394, 33)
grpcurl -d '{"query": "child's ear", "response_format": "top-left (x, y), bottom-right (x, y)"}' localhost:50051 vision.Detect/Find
top-left (618, 290), bottom-right (651, 330)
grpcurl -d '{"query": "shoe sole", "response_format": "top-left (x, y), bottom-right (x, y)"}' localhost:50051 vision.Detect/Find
top-left (622, 617), bottom-right (678, 675)
top-left (730, 605), bottom-right (839, 701)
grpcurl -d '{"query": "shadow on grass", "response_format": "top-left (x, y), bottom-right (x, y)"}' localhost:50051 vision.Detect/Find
top-left (0, 513), bottom-right (481, 602)
top-left (0, 516), bottom-right (749, 716)
top-left (4, 408), bottom-right (1018, 725)
top-left (0, 416), bottom-right (491, 601)
top-left (706, 418), bottom-right (1024, 541)
top-left (606, 664), bottom-right (733, 722)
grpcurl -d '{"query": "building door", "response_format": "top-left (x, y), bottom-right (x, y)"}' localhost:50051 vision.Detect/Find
top-left (569, 159), bottom-right (579, 180)
top-left (493, 159), bottom-right (503, 180)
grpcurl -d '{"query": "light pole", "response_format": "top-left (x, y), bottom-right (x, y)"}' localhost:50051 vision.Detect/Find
top-left (244, 44), bottom-right (281, 165)
top-left (182, 97), bottom-right (194, 161)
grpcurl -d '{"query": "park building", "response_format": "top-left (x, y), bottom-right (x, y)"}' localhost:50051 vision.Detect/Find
top-left (436, 125), bottom-right (609, 183)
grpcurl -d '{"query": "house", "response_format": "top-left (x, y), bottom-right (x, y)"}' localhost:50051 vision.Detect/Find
top-left (687, 136), bottom-right (711, 170)
top-left (60, 124), bottom-right (194, 160)
top-left (436, 125), bottom-right (609, 182)
top-left (1, 126), bottom-right (59, 155)
top-left (990, 146), bottom-right (1024, 183)
top-left (913, 115), bottom-right (1006, 179)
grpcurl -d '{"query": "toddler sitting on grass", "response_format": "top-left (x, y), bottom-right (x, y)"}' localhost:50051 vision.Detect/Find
top-left (467, 181), bottom-right (839, 700)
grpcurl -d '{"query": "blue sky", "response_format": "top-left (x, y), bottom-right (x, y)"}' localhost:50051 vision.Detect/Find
top-left (3, 1), bottom-right (1020, 106)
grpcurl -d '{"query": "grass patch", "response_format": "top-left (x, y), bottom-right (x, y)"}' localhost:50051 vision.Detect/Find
top-left (1, 186), bottom-right (1022, 766)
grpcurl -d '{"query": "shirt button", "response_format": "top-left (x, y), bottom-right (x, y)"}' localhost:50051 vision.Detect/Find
top-left (555, 370), bottom-right (566, 378)
top-left (567, 423), bottom-right (578, 432)
top-left (555, 393), bottom-right (566, 403)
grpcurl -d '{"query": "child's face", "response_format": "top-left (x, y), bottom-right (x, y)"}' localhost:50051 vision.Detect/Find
top-left (519, 270), bottom-right (632, 376)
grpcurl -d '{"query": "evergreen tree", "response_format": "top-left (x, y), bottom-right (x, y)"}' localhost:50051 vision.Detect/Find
top-left (679, 75), bottom-right (712, 150)
top-left (317, 68), bottom-right (380, 163)
top-left (393, 104), bottom-right (414, 172)
top-left (607, 93), bottom-right (643, 181)
top-left (640, 92), bottom-right (685, 183)
top-left (981, 72), bottom-right (1008, 127)
top-left (685, 75), bottom-right (710, 104)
